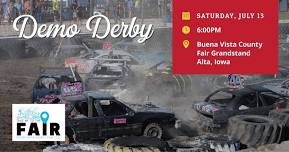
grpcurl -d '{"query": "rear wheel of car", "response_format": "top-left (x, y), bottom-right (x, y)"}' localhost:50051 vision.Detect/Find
top-left (228, 115), bottom-right (283, 148)
top-left (104, 136), bottom-right (169, 152)
top-left (143, 123), bottom-right (163, 139)
top-left (269, 109), bottom-right (289, 141)
top-left (168, 134), bottom-right (240, 152)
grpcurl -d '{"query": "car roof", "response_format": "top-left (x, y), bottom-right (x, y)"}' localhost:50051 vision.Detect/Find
top-left (96, 63), bottom-right (125, 68)
top-left (92, 49), bottom-right (133, 56)
top-left (63, 94), bottom-right (87, 102)
top-left (220, 85), bottom-right (275, 95)
top-left (63, 91), bottom-right (115, 103)
top-left (84, 91), bottom-right (114, 99)
top-left (245, 84), bottom-right (276, 93)
top-left (39, 67), bottom-right (75, 77)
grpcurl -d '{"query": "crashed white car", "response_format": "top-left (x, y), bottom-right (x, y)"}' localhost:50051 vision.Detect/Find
top-left (263, 79), bottom-right (289, 96)
top-left (64, 49), bottom-right (141, 74)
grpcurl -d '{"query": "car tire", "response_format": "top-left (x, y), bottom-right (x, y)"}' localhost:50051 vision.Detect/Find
top-left (269, 109), bottom-right (289, 141)
top-left (104, 136), bottom-right (169, 152)
top-left (228, 115), bottom-right (283, 148)
top-left (168, 134), bottom-right (240, 152)
top-left (143, 123), bottom-right (163, 139)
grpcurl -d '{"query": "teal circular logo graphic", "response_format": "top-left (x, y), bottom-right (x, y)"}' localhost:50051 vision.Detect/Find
top-left (40, 111), bottom-right (49, 124)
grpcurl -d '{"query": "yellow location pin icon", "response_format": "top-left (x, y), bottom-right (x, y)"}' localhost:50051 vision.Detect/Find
top-left (183, 40), bottom-right (190, 48)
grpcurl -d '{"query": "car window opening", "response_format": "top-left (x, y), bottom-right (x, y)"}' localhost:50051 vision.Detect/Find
top-left (239, 94), bottom-right (258, 109)
top-left (261, 92), bottom-right (281, 105)
top-left (70, 102), bottom-right (88, 118)
top-left (99, 100), bottom-right (127, 116)
top-left (93, 66), bottom-right (123, 77)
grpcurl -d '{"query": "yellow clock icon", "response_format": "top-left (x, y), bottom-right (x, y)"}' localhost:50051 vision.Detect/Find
top-left (182, 26), bottom-right (190, 35)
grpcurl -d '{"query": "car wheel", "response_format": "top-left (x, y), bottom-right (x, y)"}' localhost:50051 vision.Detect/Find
top-left (228, 115), bottom-right (283, 148)
top-left (104, 136), bottom-right (170, 152)
top-left (143, 123), bottom-right (163, 139)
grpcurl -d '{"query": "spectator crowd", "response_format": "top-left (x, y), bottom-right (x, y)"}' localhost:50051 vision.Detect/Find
top-left (0, 0), bottom-right (172, 24)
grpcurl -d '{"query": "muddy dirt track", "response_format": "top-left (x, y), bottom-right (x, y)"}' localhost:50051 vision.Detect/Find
top-left (0, 57), bottom-right (53, 151)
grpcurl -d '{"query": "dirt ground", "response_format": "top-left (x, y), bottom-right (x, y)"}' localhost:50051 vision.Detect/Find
top-left (0, 57), bottom-right (55, 151)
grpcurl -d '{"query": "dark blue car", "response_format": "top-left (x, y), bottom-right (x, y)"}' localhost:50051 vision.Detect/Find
top-left (32, 67), bottom-right (83, 103)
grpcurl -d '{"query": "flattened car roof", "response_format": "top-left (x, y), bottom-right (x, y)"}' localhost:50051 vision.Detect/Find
top-left (245, 84), bottom-right (280, 94)
top-left (92, 49), bottom-right (132, 56)
top-left (62, 94), bottom-right (87, 103)
top-left (221, 84), bottom-right (275, 95)
top-left (40, 67), bottom-right (74, 77)
top-left (63, 91), bottom-right (115, 103)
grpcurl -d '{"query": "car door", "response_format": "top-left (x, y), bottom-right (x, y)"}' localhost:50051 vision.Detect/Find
top-left (95, 99), bottom-right (139, 138)
top-left (69, 100), bottom-right (104, 142)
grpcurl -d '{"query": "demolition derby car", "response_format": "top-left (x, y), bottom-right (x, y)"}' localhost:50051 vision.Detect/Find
top-left (32, 67), bottom-right (83, 103)
top-left (85, 63), bottom-right (134, 94)
top-left (64, 91), bottom-right (176, 143)
top-left (204, 65), bottom-right (289, 91)
top-left (193, 85), bottom-right (289, 129)
top-left (64, 49), bottom-right (140, 74)
top-left (263, 78), bottom-right (289, 97)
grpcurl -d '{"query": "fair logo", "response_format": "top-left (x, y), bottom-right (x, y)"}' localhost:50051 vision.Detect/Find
top-left (12, 104), bottom-right (65, 141)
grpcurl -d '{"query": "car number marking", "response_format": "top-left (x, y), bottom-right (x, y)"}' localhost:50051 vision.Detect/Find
top-left (61, 82), bottom-right (83, 96)
top-left (113, 118), bottom-right (127, 124)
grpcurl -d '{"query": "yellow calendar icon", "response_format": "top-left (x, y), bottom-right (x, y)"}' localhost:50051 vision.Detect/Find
top-left (182, 12), bottom-right (190, 21)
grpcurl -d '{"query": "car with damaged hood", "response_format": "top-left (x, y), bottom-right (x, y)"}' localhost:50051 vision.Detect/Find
top-left (144, 61), bottom-right (182, 96)
top-left (85, 62), bottom-right (134, 95)
top-left (209, 64), bottom-right (289, 88)
top-left (64, 48), bottom-right (171, 75)
top-left (64, 49), bottom-right (141, 74)
top-left (262, 78), bottom-right (289, 97)
top-left (203, 65), bottom-right (289, 91)
top-left (193, 85), bottom-right (289, 129)
top-left (63, 91), bottom-right (176, 144)
top-left (32, 67), bottom-right (83, 103)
